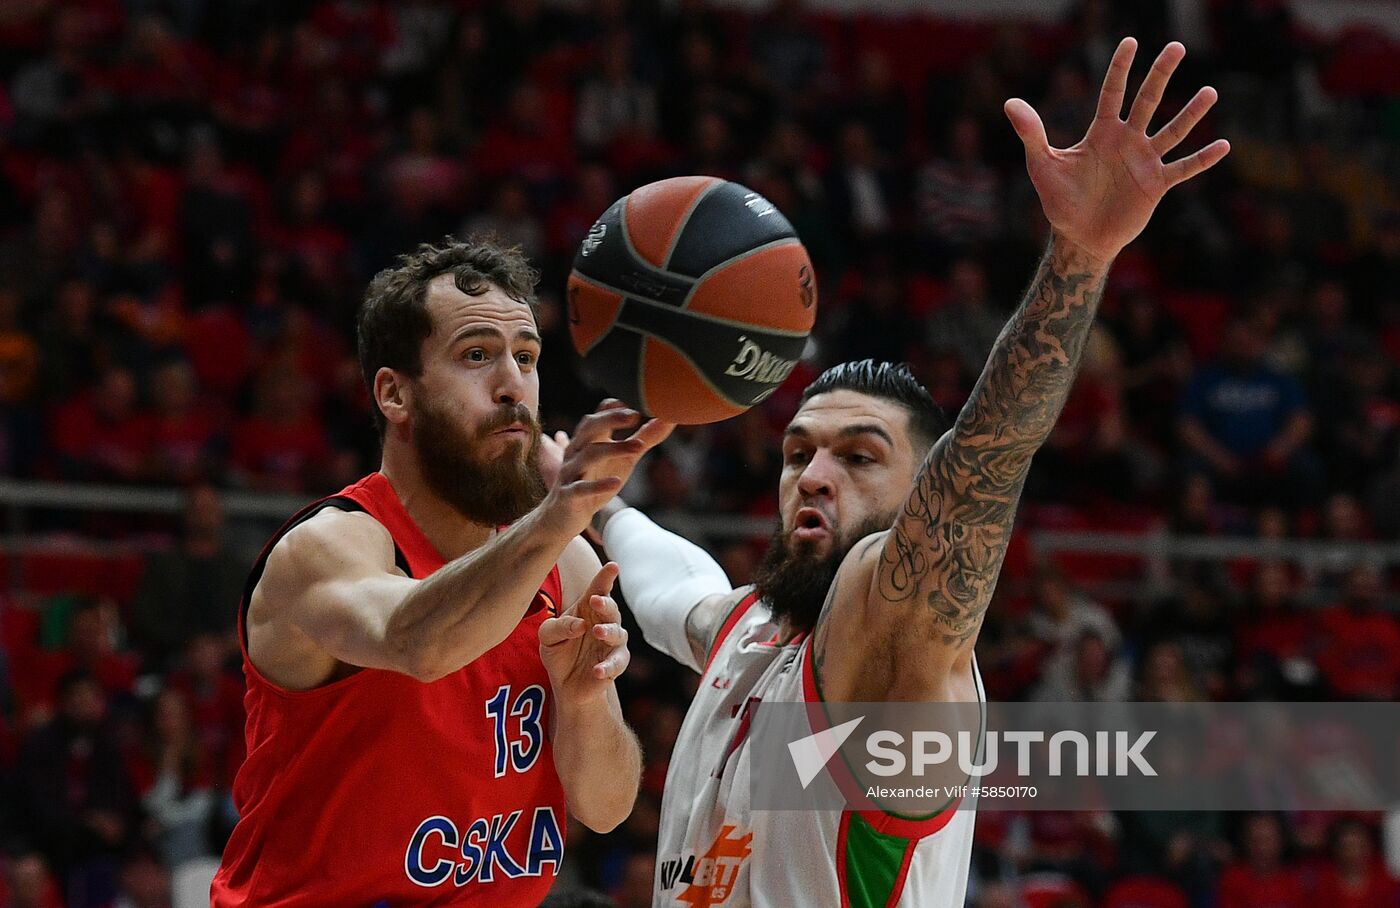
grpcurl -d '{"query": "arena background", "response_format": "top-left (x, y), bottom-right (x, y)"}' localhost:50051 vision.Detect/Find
top-left (0, 0), bottom-right (1398, 905)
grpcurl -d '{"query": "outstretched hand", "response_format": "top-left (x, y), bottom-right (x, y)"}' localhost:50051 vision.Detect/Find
top-left (1005, 38), bottom-right (1229, 264)
top-left (539, 561), bottom-right (630, 706)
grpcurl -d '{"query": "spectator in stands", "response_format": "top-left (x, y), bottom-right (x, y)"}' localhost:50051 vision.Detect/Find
top-left (35, 277), bottom-right (103, 405)
top-left (18, 598), bottom-right (139, 722)
top-left (113, 848), bottom-right (172, 908)
top-left (228, 369), bottom-right (333, 493)
top-left (129, 688), bottom-right (215, 867)
top-left (1316, 561), bottom-right (1400, 700)
top-left (1312, 817), bottom-right (1399, 907)
top-left (1216, 813), bottom-right (1305, 908)
top-left (826, 121), bottom-right (900, 243)
top-left (461, 179), bottom-right (546, 266)
top-left (1027, 562), bottom-right (1122, 689)
top-left (925, 258), bottom-right (1004, 381)
top-left (576, 30), bottom-right (658, 153)
top-left (147, 360), bottom-right (222, 487)
top-left (1235, 561), bottom-right (1317, 697)
top-left (50, 366), bottom-right (156, 484)
top-left (1032, 629), bottom-right (1131, 701)
top-left (4, 851), bottom-right (63, 908)
top-left (16, 671), bottom-right (135, 891)
top-left (1178, 315), bottom-right (1317, 508)
top-left (166, 634), bottom-right (244, 788)
top-left (1033, 326), bottom-right (1153, 503)
top-left (917, 116), bottom-right (1002, 253)
top-left (1142, 583), bottom-right (1234, 698)
top-left (1318, 344), bottom-right (1399, 496)
top-left (473, 81), bottom-right (573, 198)
top-left (750, 0), bottom-right (829, 105)
top-left (1138, 641), bottom-right (1205, 702)
top-left (833, 256), bottom-right (915, 366)
top-left (383, 107), bottom-right (466, 227)
top-left (131, 485), bottom-right (246, 671)
top-left (1108, 290), bottom-right (1192, 447)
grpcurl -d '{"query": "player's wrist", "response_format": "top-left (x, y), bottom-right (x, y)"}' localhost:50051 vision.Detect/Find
top-left (591, 497), bottom-right (629, 539)
top-left (1048, 230), bottom-right (1116, 273)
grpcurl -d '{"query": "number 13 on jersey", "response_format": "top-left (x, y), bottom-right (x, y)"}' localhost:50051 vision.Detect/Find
top-left (486, 684), bottom-right (545, 777)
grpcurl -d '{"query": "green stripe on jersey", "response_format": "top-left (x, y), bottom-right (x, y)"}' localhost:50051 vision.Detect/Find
top-left (843, 813), bottom-right (910, 908)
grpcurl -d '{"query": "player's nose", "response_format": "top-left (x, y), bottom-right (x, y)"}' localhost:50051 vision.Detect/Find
top-left (494, 357), bottom-right (525, 406)
top-left (796, 449), bottom-right (838, 499)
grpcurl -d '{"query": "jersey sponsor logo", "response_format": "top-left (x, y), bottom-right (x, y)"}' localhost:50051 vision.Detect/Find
top-left (658, 824), bottom-right (753, 907)
top-left (404, 807), bottom-right (563, 889)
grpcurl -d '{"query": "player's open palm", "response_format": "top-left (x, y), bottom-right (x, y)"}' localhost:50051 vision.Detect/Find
top-left (1006, 38), bottom-right (1230, 264)
top-left (540, 561), bottom-right (630, 705)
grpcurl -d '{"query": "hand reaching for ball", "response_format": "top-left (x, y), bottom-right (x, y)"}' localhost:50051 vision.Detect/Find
top-left (538, 400), bottom-right (672, 538)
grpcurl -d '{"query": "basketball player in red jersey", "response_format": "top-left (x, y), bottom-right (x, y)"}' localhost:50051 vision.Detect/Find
top-left (211, 239), bottom-right (673, 906)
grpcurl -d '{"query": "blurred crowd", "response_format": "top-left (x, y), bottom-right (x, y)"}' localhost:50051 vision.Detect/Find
top-left (0, 0), bottom-right (1398, 905)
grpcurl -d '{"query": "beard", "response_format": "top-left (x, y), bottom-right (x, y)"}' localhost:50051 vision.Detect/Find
top-left (411, 396), bottom-right (547, 526)
top-left (752, 511), bottom-right (896, 635)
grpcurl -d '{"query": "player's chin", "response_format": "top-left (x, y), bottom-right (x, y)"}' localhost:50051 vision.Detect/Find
top-left (789, 525), bottom-right (834, 557)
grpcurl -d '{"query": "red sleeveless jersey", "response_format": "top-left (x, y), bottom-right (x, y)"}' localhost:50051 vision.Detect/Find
top-left (212, 473), bottom-right (568, 907)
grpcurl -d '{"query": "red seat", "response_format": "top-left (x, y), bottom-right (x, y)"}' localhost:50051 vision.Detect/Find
top-left (18, 549), bottom-right (146, 605)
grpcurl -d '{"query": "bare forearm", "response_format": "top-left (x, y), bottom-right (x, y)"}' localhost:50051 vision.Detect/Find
top-left (552, 691), bottom-right (641, 832)
top-left (387, 507), bottom-right (577, 679)
top-left (878, 236), bottom-right (1110, 646)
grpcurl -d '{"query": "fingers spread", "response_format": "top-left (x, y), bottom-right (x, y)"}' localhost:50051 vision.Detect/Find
top-left (1164, 138), bottom-right (1231, 187)
top-left (1095, 37), bottom-right (1138, 121)
top-left (571, 407), bottom-right (641, 448)
top-left (1150, 85), bottom-right (1217, 155)
top-left (1004, 98), bottom-right (1051, 160)
top-left (589, 593), bottom-right (622, 624)
top-left (590, 621), bottom-right (627, 647)
top-left (1127, 41), bottom-right (1185, 131)
top-left (593, 646), bottom-right (631, 681)
top-left (582, 563), bottom-right (620, 603)
top-left (629, 418), bottom-right (676, 451)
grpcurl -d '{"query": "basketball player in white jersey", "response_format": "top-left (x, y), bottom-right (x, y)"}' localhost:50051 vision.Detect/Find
top-left (550, 38), bottom-right (1228, 907)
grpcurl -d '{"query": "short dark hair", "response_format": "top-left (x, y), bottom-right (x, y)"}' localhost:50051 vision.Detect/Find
top-left (798, 360), bottom-right (947, 453)
top-left (356, 236), bottom-right (540, 437)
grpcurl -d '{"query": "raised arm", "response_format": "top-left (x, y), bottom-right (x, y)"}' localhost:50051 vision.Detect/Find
top-left (815, 38), bottom-right (1229, 700)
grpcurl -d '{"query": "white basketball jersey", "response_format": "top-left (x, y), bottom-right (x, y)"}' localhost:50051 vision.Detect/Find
top-left (654, 591), bottom-right (983, 908)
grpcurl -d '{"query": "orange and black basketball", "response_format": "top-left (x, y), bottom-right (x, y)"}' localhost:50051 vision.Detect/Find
top-left (566, 176), bottom-right (817, 425)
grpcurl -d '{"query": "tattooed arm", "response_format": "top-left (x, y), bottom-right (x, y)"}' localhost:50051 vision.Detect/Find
top-left (812, 38), bottom-right (1230, 702)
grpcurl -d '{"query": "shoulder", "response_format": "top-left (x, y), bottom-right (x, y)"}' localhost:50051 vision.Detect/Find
top-left (258, 506), bottom-right (397, 603)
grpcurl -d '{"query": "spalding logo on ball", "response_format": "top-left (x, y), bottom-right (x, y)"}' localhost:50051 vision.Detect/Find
top-left (567, 176), bottom-right (817, 425)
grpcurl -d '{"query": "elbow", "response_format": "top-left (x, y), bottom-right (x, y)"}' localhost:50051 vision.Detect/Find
top-left (388, 628), bottom-right (453, 683)
top-left (573, 790), bottom-right (637, 834)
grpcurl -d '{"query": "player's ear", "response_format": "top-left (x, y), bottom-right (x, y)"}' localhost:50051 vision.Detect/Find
top-left (376, 367), bottom-right (411, 429)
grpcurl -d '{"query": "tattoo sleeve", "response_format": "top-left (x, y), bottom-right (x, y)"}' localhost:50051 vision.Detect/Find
top-left (876, 238), bottom-right (1109, 650)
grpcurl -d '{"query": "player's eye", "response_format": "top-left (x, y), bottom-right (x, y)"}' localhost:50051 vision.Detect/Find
top-left (785, 449), bottom-right (810, 466)
top-left (516, 351), bottom-right (536, 367)
top-left (846, 453), bottom-right (875, 466)
top-left (464, 348), bottom-right (487, 362)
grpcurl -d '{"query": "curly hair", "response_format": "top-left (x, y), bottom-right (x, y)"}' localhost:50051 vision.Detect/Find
top-left (356, 236), bottom-right (540, 437)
